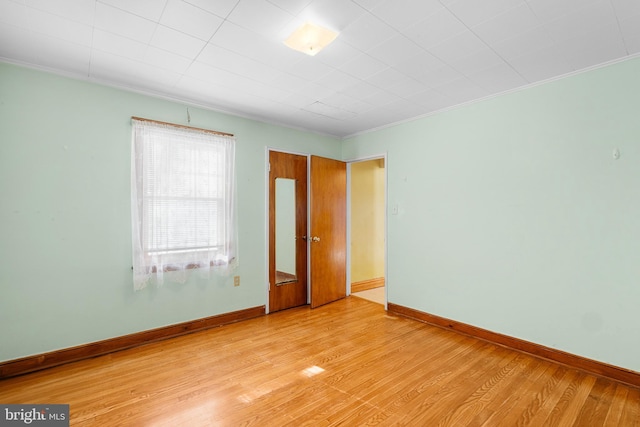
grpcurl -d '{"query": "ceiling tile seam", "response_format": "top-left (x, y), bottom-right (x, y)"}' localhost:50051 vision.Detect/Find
top-left (179, 0), bottom-right (243, 25)
top-left (23, 11), bottom-right (93, 50)
top-left (607, 0), bottom-right (631, 55)
top-left (222, 6), bottom-right (298, 41)
top-left (23, 5), bottom-right (47, 65)
top-left (502, 1), bottom-right (549, 83)
top-left (180, 53), bottom-right (310, 108)
top-left (88, 43), bottom-right (176, 82)
top-left (436, 1), bottom-right (531, 87)
top-left (191, 66), bottom-right (315, 113)
top-left (207, 29), bottom-right (337, 83)
top-left (12, 4), bottom-right (92, 79)
top-left (88, 0), bottom-right (98, 78)
top-left (265, 0), bottom-right (311, 17)
top-left (521, 0), bottom-right (612, 61)
top-left (349, 0), bottom-right (369, 15)
top-left (193, 44), bottom-right (276, 84)
top-left (140, 0), bottom-right (240, 89)
top-left (322, 91), bottom-right (377, 114)
top-left (524, 0), bottom-right (608, 22)
top-left (368, 0), bottom-right (448, 33)
top-left (346, 10), bottom-right (429, 69)
top-left (356, 65), bottom-right (434, 104)
top-left (335, 82), bottom-right (399, 111)
top-left (22, 4), bottom-right (34, 36)
top-left (158, 3), bottom-right (208, 40)
top-left (338, 6), bottom-right (397, 54)
top-left (181, 0), bottom-right (242, 20)
top-left (301, 106), bottom-right (344, 121)
top-left (90, 1), bottom-right (166, 80)
top-left (95, 0), bottom-right (167, 27)
top-left (223, 0), bottom-right (243, 20)
top-left (21, 0), bottom-right (92, 26)
top-left (89, 39), bottom-right (188, 81)
top-left (313, 96), bottom-right (371, 117)
top-left (182, 24), bottom-right (230, 84)
top-left (338, 51), bottom-right (383, 76)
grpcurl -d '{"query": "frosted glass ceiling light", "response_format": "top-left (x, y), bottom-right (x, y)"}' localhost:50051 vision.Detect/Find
top-left (284, 22), bottom-right (338, 56)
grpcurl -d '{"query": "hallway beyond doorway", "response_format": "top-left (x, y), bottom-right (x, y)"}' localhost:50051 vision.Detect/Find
top-left (351, 286), bottom-right (384, 305)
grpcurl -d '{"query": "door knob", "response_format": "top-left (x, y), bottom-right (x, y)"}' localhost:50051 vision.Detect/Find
top-left (312, 236), bottom-right (320, 242)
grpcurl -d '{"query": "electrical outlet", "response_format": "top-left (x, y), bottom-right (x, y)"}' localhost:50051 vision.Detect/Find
top-left (234, 276), bottom-right (240, 287)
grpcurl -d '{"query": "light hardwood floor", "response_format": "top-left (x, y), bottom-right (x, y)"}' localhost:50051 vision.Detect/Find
top-left (1, 297), bottom-right (638, 426)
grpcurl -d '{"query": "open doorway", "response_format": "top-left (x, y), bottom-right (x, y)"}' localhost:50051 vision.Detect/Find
top-left (349, 157), bottom-right (386, 306)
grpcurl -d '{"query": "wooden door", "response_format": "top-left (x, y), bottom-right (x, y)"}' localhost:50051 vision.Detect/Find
top-left (269, 151), bottom-right (308, 312)
top-left (310, 155), bottom-right (347, 308)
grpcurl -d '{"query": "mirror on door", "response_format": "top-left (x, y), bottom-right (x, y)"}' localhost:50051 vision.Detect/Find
top-left (275, 177), bottom-right (297, 285)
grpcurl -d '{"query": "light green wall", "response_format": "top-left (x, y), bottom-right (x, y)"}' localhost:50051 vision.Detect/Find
top-left (0, 62), bottom-right (341, 362)
top-left (343, 57), bottom-right (640, 372)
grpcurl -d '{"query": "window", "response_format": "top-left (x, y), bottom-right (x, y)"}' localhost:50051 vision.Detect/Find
top-left (131, 117), bottom-right (237, 290)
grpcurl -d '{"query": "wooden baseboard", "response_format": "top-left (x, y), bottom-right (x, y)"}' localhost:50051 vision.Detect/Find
top-left (0, 305), bottom-right (265, 379)
top-left (351, 277), bottom-right (385, 293)
top-left (387, 303), bottom-right (640, 389)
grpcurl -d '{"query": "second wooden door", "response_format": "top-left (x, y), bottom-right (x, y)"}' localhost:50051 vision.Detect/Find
top-left (310, 155), bottom-right (347, 308)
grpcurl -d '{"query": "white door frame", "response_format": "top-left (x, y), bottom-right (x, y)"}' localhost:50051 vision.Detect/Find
top-left (345, 152), bottom-right (388, 310)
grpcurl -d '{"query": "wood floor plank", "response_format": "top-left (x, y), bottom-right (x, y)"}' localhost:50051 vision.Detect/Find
top-left (618, 386), bottom-right (640, 427)
top-left (544, 372), bottom-right (596, 426)
top-left (522, 368), bottom-right (581, 426)
top-left (0, 296), bottom-right (638, 426)
top-left (493, 363), bottom-right (566, 427)
top-left (470, 357), bottom-right (549, 426)
top-left (384, 345), bottom-right (511, 425)
top-left (573, 376), bottom-right (617, 426)
top-left (429, 353), bottom-right (534, 426)
top-left (356, 332), bottom-right (474, 410)
top-left (602, 384), bottom-right (629, 427)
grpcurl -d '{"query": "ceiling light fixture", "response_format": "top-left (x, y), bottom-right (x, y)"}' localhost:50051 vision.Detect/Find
top-left (284, 22), bottom-right (338, 56)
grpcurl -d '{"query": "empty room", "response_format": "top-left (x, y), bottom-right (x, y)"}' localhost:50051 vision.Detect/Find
top-left (1, 0), bottom-right (639, 425)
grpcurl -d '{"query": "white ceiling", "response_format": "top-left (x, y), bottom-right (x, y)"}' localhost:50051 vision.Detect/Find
top-left (1, 0), bottom-right (639, 138)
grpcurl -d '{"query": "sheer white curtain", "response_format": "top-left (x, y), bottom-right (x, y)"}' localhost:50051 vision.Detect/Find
top-left (131, 118), bottom-right (238, 290)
